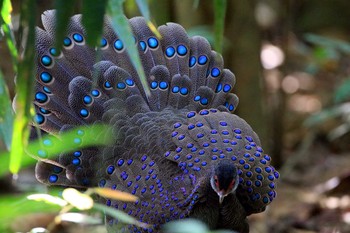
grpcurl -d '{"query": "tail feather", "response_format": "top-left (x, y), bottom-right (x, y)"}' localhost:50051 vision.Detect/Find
top-left (34, 10), bottom-right (239, 134)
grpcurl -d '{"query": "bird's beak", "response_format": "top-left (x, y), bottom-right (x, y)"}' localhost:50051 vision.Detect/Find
top-left (218, 191), bottom-right (225, 204)
top-left (219, 195), bottom-right (224, 204)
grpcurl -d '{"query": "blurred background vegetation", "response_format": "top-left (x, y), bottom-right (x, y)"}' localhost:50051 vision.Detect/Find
top-left (1, 0), bottom-right (350, 232)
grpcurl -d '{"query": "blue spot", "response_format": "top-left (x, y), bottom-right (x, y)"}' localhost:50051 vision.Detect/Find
top-left (264, 155), bottom-right (271, 161)
top-left (118, 159), bottom-right (124, 166)
top-left (211, 68), bottom-right (220, 77)
top-left (175, 147), bottom-right (182, 152)
top-left (165, 46), bottom-right (175, 57)
top-left (147, 37), bottom-right (158, 48)
top-left (43, 139), bottom-right (52, 146)
top-left (246, 171), bottom-right (252, 177)
top-left (117, 82), bottom-right (126, 89)
top-left (91, 89), bottom-right (100, 97)
top-left (231, 156), bottom-right (236, 161)
top-left (234, 129), bottom-right (241, 134)
top-left (49, 175), bottom-right (58, 183)
top-left (63, 37), bottom-right (72, 46)
top-left (198, 55), bottom-right (208, 65)
top-left (40, 72), bottom-right (52, 83)
top-left (159, 81), bottom-right (168, 89)
top-left (211, 129), bottom-right (217, 134)
top-left (73, 138), bottom-right (81, 144)
top-left (255, 167), bottom-right (262, 173)
top-left (172, 131), bottom-right (178, 137)
top-left (100, 38), bottom-right (107, 47)
top-left (180, 87), bottom-right (188, 95)
top-left (220, 121), bottom-right (227, 126)
top-left (41, 55), bottom-right (52, 66)
top-left (141, 155), bottom-right (147, 162)
top-left (187, 143), bottom-right (193, 149)
top-left (140, 41), bottom-right (147, 51)
top-left (200, 98), bottom-right (208, 105)
top-left (188, 124), bottom-right (195, 130)
top-left (37, 149), bottom-right (47, 158)
top-left (114, 39), bottom-right (123, 50)
top-left (73, 33), bottom-right (84, 43)
top-left (72, 158), bottom-right (80, 165)
top-left (178, 135), bottom-right (185, 140)
top-left (74, 151), bottom-right (82, 157)
top-left (151, 81), bottom-right (158, 89)
top-left (35, 114), bottom-right (45, 124)
top-left (197, 133), bottom-right (204, 138)
top-left (177, 45), bottom-right (187, 56)
top-left (194, 95), bottom-right (200, 101)
top-left (104, 81), bottom-right (112, 89)
top-left (172, 86), bottom-right (179, 93)
top-left (125, 79), bottom-right (134, 86)
top-left (223, 84), bottom-right (231, 92)
top-left (274, 171), bottom-right (279, 179)
top-left (257, 175), bottom-right (263, 180)
top-left (255, 181), bottom-right (262, 187)
top-left (263, 196), bottom-right (269, 203)
top-left (187, 112), bottom-right (195, 118)
top-left (222, 130), bottom-right (229, 135)
top-left (211, 139), bottom-right (217, 143)
top-left (239, 159), bottom-right (245, 165)
top-left (141, 188), bottom-right (146, 194)
top-left (229, 104), bottom-right (234, 111)
top-left (80, 108), bottom-right (89, 117)
top-left (265, 167), bottom-right (272, 173)
top-left (212, 156), bottom-right (218, 160)
top-left (260, 159), bottom-right (267, 164)
top-left (35, 92), bottom-right (48, 103)
top-left (49, 48), bottom-right (59, 56)
top-left (245, 145), bottom-right (252, 150)
top-left (53, 166), bottom-right (63, 173)
top-left (83, 95), bottom-right (92, 105)
top-left (99, 179), bottom-right (106, 187)
top-left (189, 56), bottom-right (196, 67)
top-left (254, 152), bottom-right (261, 157)
top-left (269, 183), bottom-right (275, 189)
top-left (268, 175), bottom-right (274, 181)
top-left (107, 165), bottom-right (115, 174)
top-left (200, 109), bottom-right (209, 115)
top-left (199, 150), bottom-right (205, 155)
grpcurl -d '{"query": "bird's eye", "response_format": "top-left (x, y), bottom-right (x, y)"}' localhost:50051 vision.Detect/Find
top-left (214, 175), bottom-right (219, 185)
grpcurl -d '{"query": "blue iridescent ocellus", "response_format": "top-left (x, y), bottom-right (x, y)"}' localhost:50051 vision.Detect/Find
top-left (33, 10), bottom-right (279, 233)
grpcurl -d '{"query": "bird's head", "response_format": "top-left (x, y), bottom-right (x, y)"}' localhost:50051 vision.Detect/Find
top-left (210, 161), bottom-right (239, 204)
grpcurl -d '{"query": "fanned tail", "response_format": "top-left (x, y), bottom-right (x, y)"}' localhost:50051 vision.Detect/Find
top-left (34, 10), bottom-right (238, 134)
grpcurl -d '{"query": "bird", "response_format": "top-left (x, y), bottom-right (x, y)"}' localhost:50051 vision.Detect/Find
top-left (33, 10), bottom-right (279, 233)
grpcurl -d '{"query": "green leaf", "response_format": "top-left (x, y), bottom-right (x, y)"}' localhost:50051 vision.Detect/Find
top-left (0, 0), bottom-right (18, 72)
top-left (135, 0), bottom-right (150, 21)
top-left (213, 0), bottom-right (227, 54)
top-left (82, 0), bottom-right (108, 46)
top-left (9, 0), bottom-right (36, 175)
top-left (54, 0), bottom-right (76, 50)
top-left (0, 193), bottom-right (61, 232)
top-left (0, 0), bottom-right (11, 24)
top-left (334, 78), bottom-right (350, 103)
top-left (93, 203), bottom-right (149, 229)
top-left (107, 0), bottom-right (150, 96)
top-left (0, 124), bottom-right (113, 177)
top-left (0, 70), bottom-right (13, 150)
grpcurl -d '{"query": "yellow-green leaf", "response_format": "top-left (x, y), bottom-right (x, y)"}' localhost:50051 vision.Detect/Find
top-left (62, 188), bottom-right (94, 210)
top-left (27, 194), bottom-right (67, 207)
top-left (92, 187), bottom-right (138, 202)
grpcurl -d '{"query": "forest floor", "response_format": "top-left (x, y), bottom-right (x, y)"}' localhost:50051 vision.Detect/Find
top-left (250, 143), bottom-right (350, 233)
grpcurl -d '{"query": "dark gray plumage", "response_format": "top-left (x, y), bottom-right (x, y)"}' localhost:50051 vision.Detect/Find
top-left (33, 10), bottom-right (279, 233)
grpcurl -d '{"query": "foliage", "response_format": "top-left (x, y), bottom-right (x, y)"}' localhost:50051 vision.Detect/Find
top-left (0, 0), bottom-right (229, 232)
